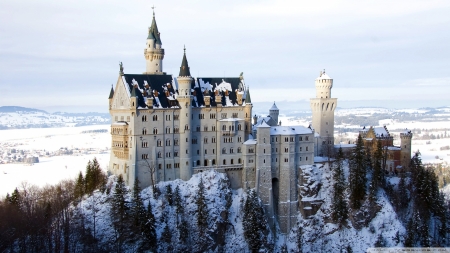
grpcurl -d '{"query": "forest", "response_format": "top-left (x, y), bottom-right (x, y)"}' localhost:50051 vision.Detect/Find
top-left (0, 136), bottom-right (449, 252)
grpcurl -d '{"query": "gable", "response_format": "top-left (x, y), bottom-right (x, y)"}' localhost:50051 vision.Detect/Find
top-left (112, 76), bottom-right (131, 110)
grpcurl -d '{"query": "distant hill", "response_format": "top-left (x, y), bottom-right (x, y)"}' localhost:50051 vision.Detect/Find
top-left (0, 106), bottom-right (110, 129)
top-left (0, 106), bottom-right (47, 113)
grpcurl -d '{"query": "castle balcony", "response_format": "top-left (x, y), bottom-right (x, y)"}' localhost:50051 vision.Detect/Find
top-left (221, 130), bottom-right (236, 137)
top-left (193, 164), bottom-right (243, 173)
top-left (112, 147), bottom-right (129, 160)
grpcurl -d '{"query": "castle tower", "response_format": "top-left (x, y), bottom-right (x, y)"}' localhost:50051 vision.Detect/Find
top-left (144, 11), bottom-right (165, 74)
top-left (177, 47), bottom-right (193, 180)
top-left (400, 130), bottom-right (413, 171)
top-left (269, 102), bottom-right (279, 126)
top-left (255, 121), bottom-right (275, 230)
top-left (244, 87), bottom-right (253, 138)
top-left (310, 70), bottom-right (337, 156)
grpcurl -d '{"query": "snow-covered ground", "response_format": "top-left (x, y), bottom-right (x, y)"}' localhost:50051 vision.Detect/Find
top-left (0, 125), bottom-right (111, 197)
top-left (0, 154), bottom-right (109, 198)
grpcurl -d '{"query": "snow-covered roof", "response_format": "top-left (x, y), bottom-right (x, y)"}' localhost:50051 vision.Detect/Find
top-left (243, 139), bottom-right (257, 145)
top-left (257, 121), bottom-right (271, 128)
top-left (316, 71), bottom-right (332, 80)
top-left (270, 126), bottom-right (312, 135)
top-left (219, 118), bottom-right (243, 122)
top-left (270, 102), bottom-right (279, 111)
top-left (334, 144), bottom-right (356, 148)
top-left (374, 126), bottom-right (389, 137)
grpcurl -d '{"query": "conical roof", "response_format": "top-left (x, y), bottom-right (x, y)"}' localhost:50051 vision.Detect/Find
top-left (149, 13), bottom-right (162, 44)
top-left (130, 86), bottom-right (137, 97)
top-left (245, 88), bottom-right (252, 104)
top-left (270, 101), bottom-right (278, 110)
top-left (178, 47), bottom-right (191, 77)
top-left (108, 86), bottom-right (114, 99)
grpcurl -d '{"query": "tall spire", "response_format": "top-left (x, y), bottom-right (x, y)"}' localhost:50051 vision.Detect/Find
top-left (179, 46), bottom-right (191, 77)
top-left (245, 87), bottom-right (252, 104)
top-left (149, 9), bottom-right (161, 44)
top-left (108, 85), bottom-right (114, 99)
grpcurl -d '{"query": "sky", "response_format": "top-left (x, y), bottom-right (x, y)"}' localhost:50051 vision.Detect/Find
top-left (0, 0), bottom-right (449, 113)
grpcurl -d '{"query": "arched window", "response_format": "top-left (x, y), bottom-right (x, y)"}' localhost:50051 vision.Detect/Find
top-left (142, 128), bottom-right (147, 135)
top-left (157, 139), bottom-right (162, 147)
top-left (237, 147), bottom-right (241, 153)
top-left (212, 159), bottom-right (216, 165)
top-left (222, 148), bottom-right (226, 154)
top-left (166, 127), bottom-right (171, 134)
top-left (238, 158), bottom-right (241, 164)
top-left (223, 159), bottom-right (226, 165)
top-left (142, 115), bottom-right (147, 122)
top-left (204, 160), bottom-right (208, 166)
top-left (153, 128), bottom-right (158, 134)
top-left (196, 160), bottom-right (200, 166)
top-left (231, 159), bottom-right (234, 165)
top-left (238, 124), bottom-right (242, 131)
top-left (157, 152), bottom-right (162, 158)
top-left (185, 124), bottom-right (189, 130)
top-left (153, 115), bottom-right (158, 121)
top-left (166, 139), bottom-right (171, 146)
top-left (222, 125), bottom-right (226, 131)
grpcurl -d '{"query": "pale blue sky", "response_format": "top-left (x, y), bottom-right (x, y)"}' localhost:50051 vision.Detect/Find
top-left (0, 0), bottom-right (449, 112)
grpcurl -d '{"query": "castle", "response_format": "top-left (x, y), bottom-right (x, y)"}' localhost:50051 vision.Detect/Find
top-left (107, 12), bottom-right (411, 234)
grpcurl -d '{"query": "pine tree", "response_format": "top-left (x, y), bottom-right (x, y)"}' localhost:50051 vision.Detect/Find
top-left (8, 187), bottom-right (20, 206)
top-left (74, 171), bottom-right (85, 201)
top-left (369, 140), bottom-right (384, 203)
top-left (296, 226), bottom-right (303, 253)
top-left (349, 134), bottom-right (367, 209)
top-left (331, 147), bottom-right (348, 226)
top-left (374, 234), bottom-right (385, 247)
top-left (243, 189), bottom-right (268, 252)
top-left (110, 175), bottom-right (130, 251)
top-left (85, 160), bottom-right (93, 193)
top-left (397, 173), bottom-right (408, 209)
top-left (179, 219), bottom-right (189, 243)
top-left (196, 177), bottom-right (209, 235)
top-left (141, 201), bottom-right (157, 252)
top-left (174, 185), bottom-right (183, 226)
top-left (131, 178), bottom-right (146, 230)
top-left (166, 184), bottom-right (173, 206)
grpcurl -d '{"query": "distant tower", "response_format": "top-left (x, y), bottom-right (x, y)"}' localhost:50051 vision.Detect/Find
top-left (144, 11), bottom-right (165, 74)
top-left (400, 130), bottom-right (413, 170)
top-left (310, 70), bottom-right (337, 156)
top-left (177, 47), bottom-right (193, 180)
top-left (269, 102), bottom-right (279, 126)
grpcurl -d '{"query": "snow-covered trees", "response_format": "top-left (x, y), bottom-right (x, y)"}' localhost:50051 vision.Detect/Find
top-left (349, 134), bottom-right (367, 209)
top-left (110, 174), bottom-right (130, 251)
top-left (331, 147), bottom-right (348, 226)
top-left (243, 189), bottom-right (268, 252)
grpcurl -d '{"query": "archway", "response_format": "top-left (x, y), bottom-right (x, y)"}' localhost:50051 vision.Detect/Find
top-left (272, 178), bottom-right (279, 218)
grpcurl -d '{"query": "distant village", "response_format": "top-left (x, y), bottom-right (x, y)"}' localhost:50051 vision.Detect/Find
top-left (0, 141), bottom-right (109, 165)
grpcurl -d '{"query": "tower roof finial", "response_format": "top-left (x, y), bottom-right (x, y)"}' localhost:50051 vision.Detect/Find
top-left (152, 5), bottom-right (156, 17)
top-left (179, 46), bottom-right (191, 77)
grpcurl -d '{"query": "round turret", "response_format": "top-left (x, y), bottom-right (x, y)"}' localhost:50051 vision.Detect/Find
top-left (400, 130), bottom-right (413, 170)
top-left (269, 102), bottom-right (279, 126)
top-left (315, 70), bottom-right (333, 98)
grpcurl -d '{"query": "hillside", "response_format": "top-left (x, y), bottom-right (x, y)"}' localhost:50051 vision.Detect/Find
top-left (0, 106), bottom-right (110, 129)
top-left (1, 154), bottom-right (447, 252)
top-left (70, 164), bottom-right (411, 252)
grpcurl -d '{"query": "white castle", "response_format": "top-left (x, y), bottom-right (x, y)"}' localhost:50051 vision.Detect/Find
top-left (108, 12), bottom-right (337, 234)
